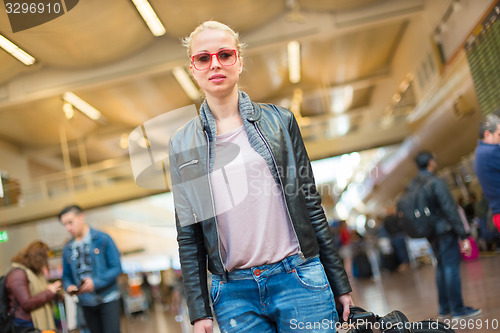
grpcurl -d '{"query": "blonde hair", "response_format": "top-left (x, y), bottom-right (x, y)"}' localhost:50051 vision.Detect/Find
top-left (182, 21), bottom-right (246, 58)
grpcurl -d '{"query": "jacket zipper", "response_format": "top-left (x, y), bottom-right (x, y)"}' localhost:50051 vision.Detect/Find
top-left (205, 131), bottom-right (227, 271)
top-left (254, 123), bottom-right (304, 260)
top-left (179, 159), bottom-right (199, 170)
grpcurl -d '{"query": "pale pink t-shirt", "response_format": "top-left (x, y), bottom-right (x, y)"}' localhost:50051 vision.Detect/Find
top-left (210, 125), bottom-right (299, 271)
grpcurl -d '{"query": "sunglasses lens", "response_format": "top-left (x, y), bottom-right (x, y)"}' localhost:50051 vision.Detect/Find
top-left (192, 53), bottom-right (211, 70)
top-left (217, 49), bottom-right (236, 66)
top-left (191, 49), bottom-right (237, 70)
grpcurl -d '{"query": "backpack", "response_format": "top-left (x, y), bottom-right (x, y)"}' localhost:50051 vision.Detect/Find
top-left (396, 176), bottom-right (436, 238)
top-left (0, 271), bottom-right (17, 333)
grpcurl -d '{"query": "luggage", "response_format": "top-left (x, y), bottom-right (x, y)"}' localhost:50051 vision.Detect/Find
top-left (352, 253), bottom-right (372, 278)
top-left (338, 306), bottom-right (456, 333)
top-left (381, 252), bottom-right (400, 272)
top-left (461, 236), bottom-right (479, 261)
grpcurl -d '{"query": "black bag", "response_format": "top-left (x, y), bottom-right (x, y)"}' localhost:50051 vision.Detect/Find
top-left (396, 176), bottom-right (436, 238)
top-left (353, 253), bottom-right (372, 278)
top-left (339, 306), bottom-right (456, 333)
top-left (378, 310), bottom-right (411, 333)
top-left (0, 271), bottom-right (17, 333)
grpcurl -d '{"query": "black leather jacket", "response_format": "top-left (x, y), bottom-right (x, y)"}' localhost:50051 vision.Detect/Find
top-left (417, 170), bottom-right (468, 240)
top-left (169, 101), bottom-right (351, 324)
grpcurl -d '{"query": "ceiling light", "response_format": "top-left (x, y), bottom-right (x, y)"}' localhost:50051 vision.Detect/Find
top-left (392, 93), bottom-right (401, 104)
top-left (63, 102), bottom-right (74, 120)
top-left (172, 66), bottom-right (200, 100)
top-left (287, 41), bottom-right (301, 84)
top-left (0, 34), bottom-right (36, 65)
top-left (63, 92), bottom-right (102, 120)
top-left (452, 0), bottom-right (462, 12)
top-left (131, 0), bottom-right (166, 37)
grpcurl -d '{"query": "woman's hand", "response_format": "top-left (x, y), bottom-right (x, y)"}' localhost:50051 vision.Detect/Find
top-left (193, 318), bottom-right (213, 333)
top-left (460, 238), bottom-right (472, 257)
top-left (337, 293), bottom-right (354, 322)
top-left (48, 280), bottom-right (62, 294)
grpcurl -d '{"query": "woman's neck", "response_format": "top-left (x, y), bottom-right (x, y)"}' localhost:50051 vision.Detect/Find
top-left (205, 90), bottom-right (243, 135)
top-left (206, 89), bottom-right (239, 121)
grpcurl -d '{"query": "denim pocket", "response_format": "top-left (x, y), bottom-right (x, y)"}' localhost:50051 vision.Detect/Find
top-left (210, 279), bottom-right (224, 306)
top-left (292, 258), bottom-right (329, 290)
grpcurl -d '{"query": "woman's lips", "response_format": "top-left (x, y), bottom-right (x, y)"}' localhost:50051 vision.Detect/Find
top-left (209, 74), bottom-right (226, 82)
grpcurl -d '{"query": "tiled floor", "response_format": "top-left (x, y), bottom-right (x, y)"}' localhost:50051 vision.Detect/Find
top-left (120, 254), bottom-right (500, 332)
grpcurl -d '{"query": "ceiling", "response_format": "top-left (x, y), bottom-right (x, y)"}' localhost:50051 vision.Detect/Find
top-left (0, 0), bottom-right (484, 219)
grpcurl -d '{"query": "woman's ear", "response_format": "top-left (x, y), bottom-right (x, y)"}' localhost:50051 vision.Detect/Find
top-left (238, 59), bottom-right (243, 74)
top-left (189, 65), bottom-right (197, 81)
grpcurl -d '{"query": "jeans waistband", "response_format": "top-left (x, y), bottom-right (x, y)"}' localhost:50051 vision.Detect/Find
top-left (213, 254), bottom-right (316, 281)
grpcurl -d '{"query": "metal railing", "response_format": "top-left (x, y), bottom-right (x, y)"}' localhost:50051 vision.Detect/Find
top-left (1, 157), bottom-right (134, 208)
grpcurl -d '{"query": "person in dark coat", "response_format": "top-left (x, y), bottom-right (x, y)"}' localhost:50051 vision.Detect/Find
top-left (414, 151), bottom-right (480, 320)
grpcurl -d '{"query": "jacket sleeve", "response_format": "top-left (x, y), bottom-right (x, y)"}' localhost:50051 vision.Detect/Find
top-left (169, 139), bottom-right (212, 324)
top-left (7, 269), bottom-right (56, 313)
top-left (287, 112), bottom-right (352, 297)
top-left (62, 246), bottom-right (76, 290)
top-left (431, 178), bottom-right (468, 239)
top-left (92, 233), bottom-right (122, 291)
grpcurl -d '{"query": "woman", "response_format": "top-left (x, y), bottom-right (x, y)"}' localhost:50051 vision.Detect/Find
top-left (5, 241), bottom-right (61, 332)
top-left (169, 21), bottom-right (353, 333)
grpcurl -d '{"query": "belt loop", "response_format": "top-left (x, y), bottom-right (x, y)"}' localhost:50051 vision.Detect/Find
top-left (219, 271), bottom-right (228, 282)
top-left (282, 256), bottom-right (292, 273)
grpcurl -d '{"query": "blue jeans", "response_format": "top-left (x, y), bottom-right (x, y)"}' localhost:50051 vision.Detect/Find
top-left (431, 233), bottom-right (465, 315)
top-left (211, 255), bottom-right (338, 332)
top-left (13, 317), bottom-right (34, 333)
top-left (391, 234), bottom-right (409, 264)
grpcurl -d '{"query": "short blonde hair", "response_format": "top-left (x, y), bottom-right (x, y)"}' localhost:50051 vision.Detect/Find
top-left (182, 21), bottom-right (246, 58)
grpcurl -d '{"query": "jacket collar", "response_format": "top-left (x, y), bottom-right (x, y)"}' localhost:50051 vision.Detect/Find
top-left (67, 227), bottom-right (96, 246)
top-left (478, 139), bottom-right (499, 147)
top-left (418, 169), bottom-right (433, 176)
top-left (199, 90), bottom-right (260, 141)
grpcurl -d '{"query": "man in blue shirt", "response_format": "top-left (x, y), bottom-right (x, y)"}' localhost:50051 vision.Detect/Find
top-left (474, 113), bottom-right (500, 233)
top-left (59, 205), bottom-right (122, 333)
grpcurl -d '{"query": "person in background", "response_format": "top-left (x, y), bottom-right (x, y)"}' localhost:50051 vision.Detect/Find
top-left (5, 240), bottom-right (61, 332)
top-left (382, 205), bottom-right (410, 272)
top-left (474, 113), bottom-right (500, 233)
top-left (169, 21), bottom-right (353, 333)
top-left (413, 151), bottom-right (480, 319)
top-left (338, 220), bottom-right (354, 278)
top-left (59, 204), bottom-right (122, 333)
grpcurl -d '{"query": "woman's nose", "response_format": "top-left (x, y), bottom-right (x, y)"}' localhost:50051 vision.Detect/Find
top-left (210, 53), bottom-right (222, 68)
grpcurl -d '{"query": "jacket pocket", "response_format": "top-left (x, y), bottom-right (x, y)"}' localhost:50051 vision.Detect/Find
top-left (179, 159), bottom-right (199, 170)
